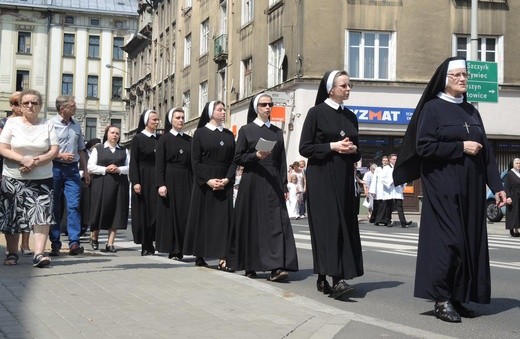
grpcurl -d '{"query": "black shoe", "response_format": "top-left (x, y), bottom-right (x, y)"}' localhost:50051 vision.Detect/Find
top-left (317, 280), bottom-right (332, 295)
top-left (386, 222), bottom-right (393, 227)
top-left (90, 238), bottom-right (99, 250)
top-left (401, 221), bottom-right (412, 228)
top-left (69, 243), bottom-right (84, 256)
top-left (49, 247), bottom-right (60, 257)
top-left (168, 253), bottom-right (183, 260)
top-left (330, 280), bottom-right (354, 299)
top-left (105, 244), bottom-right (117, 253)
top-left (269, 269), bottom-right (289, 282)
top-left (245, 271), bottom-right (257, 278)
top-left (195, 257), bottom-right (208, 267)
top-left (434, 301), bottom-right (461, 323)
top-left (510, 229), bottom-right (520, 237)
top-left (452, 301), bottom-right (477, 318)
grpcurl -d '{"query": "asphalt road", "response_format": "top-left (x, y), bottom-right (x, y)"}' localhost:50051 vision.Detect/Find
top-left (273, 216), bottom-right (520, 338)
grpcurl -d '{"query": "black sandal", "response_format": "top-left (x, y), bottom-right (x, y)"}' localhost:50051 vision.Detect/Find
top-left (33, 253), bottom-right (51, 268)
top-left (4, 252), bottom-right (19, 266)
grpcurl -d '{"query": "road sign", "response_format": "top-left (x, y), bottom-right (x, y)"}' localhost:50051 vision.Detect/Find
top-left (266, 91), bottom-right (291, 106)
top-left (466, 61), bottom-right (498, 103)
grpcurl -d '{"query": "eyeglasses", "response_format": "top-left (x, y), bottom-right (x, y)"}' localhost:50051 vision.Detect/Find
top-left (447, 72), bottom-right (468, 79)
top-left (10, 102), bottom-right (19, 107)
top-left (257, 102), bottom-right (274, 108)
top-left (335, 83), bottom-right (354, 89)
top-left (21, 101), bottom-right (41, 108)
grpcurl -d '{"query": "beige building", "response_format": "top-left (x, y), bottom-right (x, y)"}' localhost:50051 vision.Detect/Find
top-left (125, 0), bottom-right (520, 210)
top-left (0, 0), bottom-right (138, 140)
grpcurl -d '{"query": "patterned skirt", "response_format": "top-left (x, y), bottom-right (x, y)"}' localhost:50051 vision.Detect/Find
top-left (0, 176), bottom-right (55, 234)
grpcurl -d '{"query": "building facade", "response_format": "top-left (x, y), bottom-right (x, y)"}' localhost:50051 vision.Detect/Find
top-left (0, 0), bottom-right (138, 140)
top-left (125, 0), bottom-right (520, 210)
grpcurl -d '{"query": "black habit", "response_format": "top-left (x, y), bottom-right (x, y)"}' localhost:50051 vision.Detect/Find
top-left (233, 121), bottom-right (298, 272)
top-left (183, 126), bottom-right (236, 259)
top-left (129, 132), bottom-right (158, 248)
top-left (299, 102), bottom-right (364, 280)
top-left (504, 170), bottom-right (520, 230)
top-left (89, 145), bottom-right (129, 230)
top-left (155, 132), bottom-right (193, 254)
top-left (413, 98), bottom-right (502, 304)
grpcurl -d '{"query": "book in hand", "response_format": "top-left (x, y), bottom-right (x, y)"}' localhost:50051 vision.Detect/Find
top-left (255, 138), bottom-right (276, 152)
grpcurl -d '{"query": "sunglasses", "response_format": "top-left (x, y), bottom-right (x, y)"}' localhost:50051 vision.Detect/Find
top-left (257, 102), bottom-right (274, 108)
top-left (10, 102), bottom-right (19, 107)
top-left (21, 101), bottom-right (41, 107)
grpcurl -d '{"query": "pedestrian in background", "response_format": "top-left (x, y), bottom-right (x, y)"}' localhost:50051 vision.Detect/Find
top-left (232, 94), bottom-right (298, 281)
top-left (380, 154), bottom-right (411, 228)
top-left (394, 57), bottom-right (506, 323)
top-left (504, 158), bottom-right (520, 237)
top-left (49, 95), bottom-right (90, 256)
top-left (0, 91), bottom-right (33, 256)
top-left (299, 70), bottom-right (363, 299)
top-left (130, 109), bottom-right (160, 256)
top-left (88, 126), bottom-right (129, 253)
top-left (183, 101), bottom-right (236, 270)
top-left (155, 108), bottom-right (192, 259)
top-left (0, 89), bottom-right (59, 267)
top-left (362, 163), bottom-right (377, 220)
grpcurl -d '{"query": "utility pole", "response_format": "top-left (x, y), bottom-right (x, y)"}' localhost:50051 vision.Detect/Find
top-left (470, 0), bottom-right (478, 107)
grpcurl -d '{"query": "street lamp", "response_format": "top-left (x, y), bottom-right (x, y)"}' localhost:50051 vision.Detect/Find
top-left (136, 32), bottom-right (169, 50)
top-left (106, 63), bottom-right (131, 75)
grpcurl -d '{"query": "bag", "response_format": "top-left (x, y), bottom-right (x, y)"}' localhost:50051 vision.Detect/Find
top-left (362, 197), bottom-right (371, 208)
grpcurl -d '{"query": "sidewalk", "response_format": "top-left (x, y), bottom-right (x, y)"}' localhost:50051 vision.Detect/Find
top-left (0, 231), bottom-right (457, 339)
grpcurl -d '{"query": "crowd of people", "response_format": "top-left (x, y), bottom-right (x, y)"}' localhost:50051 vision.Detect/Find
top-left (1, 58), bottom-right (517, 323)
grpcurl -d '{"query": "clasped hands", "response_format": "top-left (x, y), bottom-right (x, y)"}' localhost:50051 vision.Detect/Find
top-left (19, 155), bottom-right (39, 173)
top-left (207, 178), bottom-right (229, 191)
top-left (463, 141), bottom-right (482, 155)
top-left (331, 137), bottom-right (357, 154)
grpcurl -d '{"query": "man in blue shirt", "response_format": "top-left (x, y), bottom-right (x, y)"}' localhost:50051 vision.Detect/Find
top-left (49, 95), bottom-right (90, 256)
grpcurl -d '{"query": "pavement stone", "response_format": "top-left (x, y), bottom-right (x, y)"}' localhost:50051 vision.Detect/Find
top-left (2, 216), bottom-right (506, 338)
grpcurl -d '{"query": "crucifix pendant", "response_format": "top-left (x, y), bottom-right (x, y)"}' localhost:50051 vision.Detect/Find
top-left (463, 122), bottom-right (470, 134)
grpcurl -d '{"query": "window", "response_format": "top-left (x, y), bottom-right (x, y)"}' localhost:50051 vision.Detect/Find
top-left (114, 20), bottom-right (124, 29)
top-left (269, 0), bottom-right (280, 6)
top-left (113, 37), bottom-right (124, 60)
top-left (63, 33), bottom-right (75, 56)
top-left (200, 19), bottom-right (209, 56)
top-left (16, 70), bottom-right (29, 91)
top-left (171, 43), bottom-right (176, 72)
top-left (88, 35), bottom-right (100, 58)
top-left (242, 58), bottom-right (252, 97)
top-left (62, 74), bottom-right (73, 95)
top-left (90, 19), bottom-right (100, 26)
top-left (17, 32), bottom-right (31, 54)
top-left (110, 119), bottom-right (122, 130)
top-left (85, 118), bottom-right (97, 140)
top-left (183, 91), bottom-right (191, 120)
top-left (112, 77), bottom-right (123, 99)
top-left (184, 34), bottom-right (191, 66)
top-left (65, 16), bottom-right (75, 24)
top-left (87, 76), bottom-right (98, 98)
top-left (241, 0), bottom-right (254, 25)
top-left (199, 81), bottom-right (208, 112)
top-left (455, 36), bottom-right (498, 62)
top-left (268, 39), bottom-right (284, 87)
top-left (184, 0), bottom-right (192, 9)
top-left (348, 31), bottom-right (393, 80)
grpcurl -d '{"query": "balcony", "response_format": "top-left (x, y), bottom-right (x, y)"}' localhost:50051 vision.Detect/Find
top-left (213, 34), bottom-right (228, 63)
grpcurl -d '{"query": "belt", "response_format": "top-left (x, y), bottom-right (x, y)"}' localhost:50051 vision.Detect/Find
top-left (53, 161), bottom-right (78, 166)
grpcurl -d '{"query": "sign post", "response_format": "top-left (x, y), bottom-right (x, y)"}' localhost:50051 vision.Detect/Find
top-left (466, 61), bottom-right (498, 103)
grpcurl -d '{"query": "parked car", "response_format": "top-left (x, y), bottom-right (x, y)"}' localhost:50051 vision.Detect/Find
top-left (485, 170), bottom-right (507, 222)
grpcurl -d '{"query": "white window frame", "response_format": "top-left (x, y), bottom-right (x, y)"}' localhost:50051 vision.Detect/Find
top-left (183, 91), bottom-right (191, 120)
top-left (241, 57), bottom-right (253, 98)
top-left (184, 0), bottom-right (192, 10)
top-left (219, 1), bottom-right (228, 36)
top-left (184, 34), bottom-right (191, 67)
top-left (199, 81), bottom-right (208, 113)
top-left (268, 39), bottom-right (284, 88)
top-left (200, 19), bottom-right (209, 56)
top-left (241, 0), bottom-right (254, 26)
top-left (346, 30), bottom-right (396, 81)
top-left (453, 34), bottom-right (503, 83)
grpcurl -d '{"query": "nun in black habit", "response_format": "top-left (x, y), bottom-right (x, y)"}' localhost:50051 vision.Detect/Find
top-left (299, 70), bottom-right (363, 299)
top-left (393, 57), bottom-right (506, 323)
top-left (130, 109), bottom-right (160, 256)
top-left (232, 94), bottom-right (298, 282)
top-left (183, 101), bottom-right (236, 269)
top-left (155, 108), bottom-right (193, 259)
top-left (504, 158), bottom-right (520, 237)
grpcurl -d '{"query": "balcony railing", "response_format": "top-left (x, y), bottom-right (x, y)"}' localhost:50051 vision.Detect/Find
top-left (213, 34), bottom-right (228, 62)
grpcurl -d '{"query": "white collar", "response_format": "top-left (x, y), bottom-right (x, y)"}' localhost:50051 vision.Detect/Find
top-left (103, 141), bottom-right (121, 149)
top-left (170, 129), bottom-right (184, 136)
top-left (437, 92), bottom-right (464, 104)
top-left (325, 98), bottom-right (342, 110)
top-left (141, 130), bottom-right (157, 137)
top-left (253, 118), bottom-right (271, 128)
top-left (205, 122), bottom-right (224, 132)
top-left (512, 168), bottom-right (520, 178)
